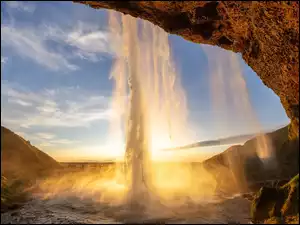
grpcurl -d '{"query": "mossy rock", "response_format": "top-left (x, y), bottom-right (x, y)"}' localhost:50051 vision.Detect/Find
top-left (251, 186), bottom-right (280, 221)
top-left (263, 217), bottom-right (283, 224)
top-left (1, 175), bottom-right (30, 213)
top-left (281, 174), bottom-right (299, 216)
top-left (251, 174), bottom-right (299, 223)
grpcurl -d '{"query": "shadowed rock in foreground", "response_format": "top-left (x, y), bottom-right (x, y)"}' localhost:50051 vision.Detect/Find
top-left (251, 174), bottom-right (299, 224)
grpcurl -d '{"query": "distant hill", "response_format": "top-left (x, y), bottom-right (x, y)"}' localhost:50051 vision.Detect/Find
top-left (202, 125), bottom-right (299, 194)
top-left (1, 126), bottom-right (61, 181)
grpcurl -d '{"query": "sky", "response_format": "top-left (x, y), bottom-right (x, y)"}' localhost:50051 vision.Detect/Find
top-left (1, 1), bottom-right (290, 162)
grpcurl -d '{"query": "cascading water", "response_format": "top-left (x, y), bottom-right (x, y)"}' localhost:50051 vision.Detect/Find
top-left (122, 15), bottom-right (152, 206)
top-left (206, 46), bottom-right (274, 160)
top-left (108, 11), bottom-right (151, 207)
top-left (205, 45), bottom-right (276, 192)
top-left (107, 11), bottom-right (200, 207)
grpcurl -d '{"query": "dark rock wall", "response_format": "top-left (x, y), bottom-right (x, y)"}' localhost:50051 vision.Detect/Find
top-left (202, 125), bottom-right (299, 193)
top-left (76, 1), bottom-right (299, 139)
top-left (251, 174), bottom-right (299, 223)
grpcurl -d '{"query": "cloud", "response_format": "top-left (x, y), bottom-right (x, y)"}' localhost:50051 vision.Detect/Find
top-left (33, 132), bottom-right (78, 148)
top-left (7, 98), bottom-right (32, 107)
top-left (49, 139), bottom-right (75, 145)
top-left (5, 1), bottom-right (36, 13)
top-left (38, 142), bottom-right (54, 148)
top-left (1, 56), bottom-right (7, 64)
top-left (1, 16), bottom-right (116, 71)
top-left (36, 132), bottom-right (56, 140)
top-left (1, 24), bottom-right (79, 72)
top-left (1, 81), bottom-right (47, 104)
top-left (42, 22), bottom-right (115, 62)
top-left (36, 100), bottom-right (58, 113)
top-left (67, 29), bottom-right (112, 55)
top-left (15, 131), bottom-right (26, 138)
top-left (17, 131), bottom-right (79, 149)
top-left (1, 81), bottom-right (115, 129)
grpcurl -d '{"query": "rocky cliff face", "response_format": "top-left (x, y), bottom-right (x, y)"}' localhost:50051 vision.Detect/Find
top-left (202, 126), bottom-right (299, 193)
top-left (75, 1), bottom-right (299, 139)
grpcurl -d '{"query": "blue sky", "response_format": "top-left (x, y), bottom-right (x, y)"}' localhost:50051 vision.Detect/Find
top-left (1, 1), bottom-right (290, 162)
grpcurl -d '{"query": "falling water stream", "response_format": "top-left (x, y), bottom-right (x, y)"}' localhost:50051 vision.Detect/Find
top-left (204, 45), bottom-right (275, 192)
top-left (107, 10), bottom-right (198, 208)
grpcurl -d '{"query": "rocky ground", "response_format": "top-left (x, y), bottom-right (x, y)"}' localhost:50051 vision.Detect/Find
top-left (251, 174), bottom-right (299, 224)
top-left (1, 193), bottom-right (251, 224)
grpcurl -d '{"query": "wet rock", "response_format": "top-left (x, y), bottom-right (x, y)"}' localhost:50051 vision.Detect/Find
top-left (251, 174), bottom-right (299, 223)
top-left (1, 194), bottom-right (251, 224)
top-left (202, 126), bottom-right (299, 195)
top-left (251, 186), bottom-right (280, 221)
top-left (242, 193), bottom-right (255, 202)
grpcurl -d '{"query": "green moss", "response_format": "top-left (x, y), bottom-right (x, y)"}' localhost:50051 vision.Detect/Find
top-left (282, 174), bottom-right (299, 189)
top-left (280, 174), bottom-right (299, 216)
top-left (251, 174), bottom-right (299, 223)
top-left (251, 186), bottom-right (279, 221)
top-left (263, 217), bottom-right (283, 224)
top-left (1, 175), bottom-right (30, 213)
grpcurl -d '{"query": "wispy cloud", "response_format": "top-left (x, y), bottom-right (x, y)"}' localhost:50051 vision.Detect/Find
top-left (42, 22), bottom-right (114, 62)
top-left (50, 139), bottom-right (76, 145)
top-left (5, 1), bottom-right (36, 13)
top-left (36, 132), bottom-right (56, 140)
top-left (38, 142), bottom-right (54, 148)
top-left (7, 98), bottom-right (33, 107)
top-left (1, 24), bottom-right (79, 72)
top-left (15, 131), bottom-right (79, 149)
top-left (1, 56), bottom-right (7, 64)
top-left (34, 132), bottom-right (79, 147)
top-left (1, 81), bottom-right (115, 129)
top-left (1, 18), bottom-right (115, 72)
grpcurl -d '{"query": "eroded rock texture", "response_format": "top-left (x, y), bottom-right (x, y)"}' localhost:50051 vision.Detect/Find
top-left (76, 1), bottom-right (299, 138)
